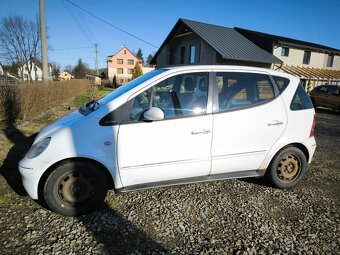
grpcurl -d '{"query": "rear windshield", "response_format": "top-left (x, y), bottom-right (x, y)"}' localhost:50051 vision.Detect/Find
top-left (290, 85), bottom-right (314, 111)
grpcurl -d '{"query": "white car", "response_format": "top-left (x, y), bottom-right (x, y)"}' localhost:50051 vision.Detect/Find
top-left (19, 65), bottom-right (316, 216)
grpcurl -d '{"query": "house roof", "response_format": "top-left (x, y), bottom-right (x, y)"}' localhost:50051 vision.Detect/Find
top-left (107, 46), bottom-right (140, 60)
top-left (151, 19), bottom-right (283, 65)
top-left (235, 27), bottom-right (340, 55)
top-left (25, 58), bottom-right (53, 69)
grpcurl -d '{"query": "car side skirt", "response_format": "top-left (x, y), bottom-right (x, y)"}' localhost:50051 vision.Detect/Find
top-left (115, 169), bottom-right (265, 193)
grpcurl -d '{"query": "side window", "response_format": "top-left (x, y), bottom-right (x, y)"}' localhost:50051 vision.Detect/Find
top-left (128, 72), bottom-right (209, 122)
top-left (319, 86), bottom-right (329, 93)
top-left (290, 85), bottom-right (314, 110)
top-left (217, 72), bottom-right (275, 112)
top-left (273, 76), bottom-right (290, 92)
top-left (328, 86), bottom-right (338, 95)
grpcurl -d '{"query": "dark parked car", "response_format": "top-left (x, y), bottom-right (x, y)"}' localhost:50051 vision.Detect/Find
top-left (309, 85), bottom-right (340, 112)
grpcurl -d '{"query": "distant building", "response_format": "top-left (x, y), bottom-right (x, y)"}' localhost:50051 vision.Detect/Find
top-left (59, 71), bottom-right (74, 81)
top-left (235, 27), bottom-right (340, 87)
top-left (150, 19), bottom-right (282, 68)
top-left (18, 58), bottom-right (52, 82)
top-left (107, 46), bottom-right (154, 85)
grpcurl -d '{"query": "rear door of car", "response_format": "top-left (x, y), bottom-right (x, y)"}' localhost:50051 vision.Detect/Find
top-left (210, 71), bottom-right (287, 175)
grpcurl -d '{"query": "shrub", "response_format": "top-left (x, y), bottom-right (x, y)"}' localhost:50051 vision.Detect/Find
top-left (0, 79), bottom-right (89, 130)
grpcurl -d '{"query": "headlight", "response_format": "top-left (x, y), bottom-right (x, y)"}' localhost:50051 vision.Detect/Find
top-left (26, 137), bottom-right (51, 159)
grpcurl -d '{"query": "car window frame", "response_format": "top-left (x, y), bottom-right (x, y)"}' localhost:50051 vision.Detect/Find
top-left (211, 71), bottom-right (280, 114)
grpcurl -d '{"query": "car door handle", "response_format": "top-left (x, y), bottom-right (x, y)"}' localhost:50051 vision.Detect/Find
top-left (191, 129), bottom-right (211, 135)
top-left (268, 120), bottom-right (284, 126)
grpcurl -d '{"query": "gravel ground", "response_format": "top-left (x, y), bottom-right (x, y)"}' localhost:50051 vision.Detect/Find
top-left (0, 108), bottom-right (339, 255)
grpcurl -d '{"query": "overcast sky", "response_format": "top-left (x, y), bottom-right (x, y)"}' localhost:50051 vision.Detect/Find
top-left (1, 0), bottom-right (340, 70)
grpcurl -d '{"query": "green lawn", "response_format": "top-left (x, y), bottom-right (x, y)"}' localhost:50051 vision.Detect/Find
top-left (72, 86), bottom-right (114, 107)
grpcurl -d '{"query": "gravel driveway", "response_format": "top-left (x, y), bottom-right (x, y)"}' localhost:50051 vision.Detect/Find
top-left (0, 109), bottom-right (339, 255)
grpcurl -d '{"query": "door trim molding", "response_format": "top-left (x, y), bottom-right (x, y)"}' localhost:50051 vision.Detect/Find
top-left (116, 169), bottom-right (265, 193)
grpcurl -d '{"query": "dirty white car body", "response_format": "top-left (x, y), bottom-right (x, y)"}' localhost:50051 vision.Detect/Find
top-left (19, 65), bottom-right (316, 216)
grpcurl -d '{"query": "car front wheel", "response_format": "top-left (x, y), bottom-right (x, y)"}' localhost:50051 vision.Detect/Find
top-left (44, 161), bottom-right (108, 216)
top-left (266, 147), bottom-right (307, 189)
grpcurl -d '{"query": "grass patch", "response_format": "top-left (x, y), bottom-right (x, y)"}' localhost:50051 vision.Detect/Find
top-left (72, 87), bottom-right (114, 107)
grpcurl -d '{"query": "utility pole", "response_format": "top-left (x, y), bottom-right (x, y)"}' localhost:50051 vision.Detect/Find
top-left (95, 43), bottom-right (99, 75)
top-left (39, 0), bottom-right (48, 82)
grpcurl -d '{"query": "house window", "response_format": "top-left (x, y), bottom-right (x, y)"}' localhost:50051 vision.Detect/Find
top-left (190, 45), bottom-right (196, 64)
top-left (117, 68), bottom-right (123, 74)
top-left (127, 59), bottom-right (134, 65)
top-left (303, 51), bottom-right (311, 65)
top-left (128, 69), bottom-right (133, 74)
top-left (327, 54), bottom-right (334, 67)
top-left (281, 47), bottom-right (289, 57)
top-left (124, 50), bottom-right (127, 54)
top-left (117, 59), bottom-right (123, 64)
top-left (180, 47), bottom-right (185, 64)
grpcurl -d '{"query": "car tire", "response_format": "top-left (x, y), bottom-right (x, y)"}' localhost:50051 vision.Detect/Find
top-left (266, 147), bottom-right (307, 189)
top-left (44, 161), bottom-right (108, 216)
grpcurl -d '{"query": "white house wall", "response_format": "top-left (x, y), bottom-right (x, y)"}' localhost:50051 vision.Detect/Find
top-left (273, 46), bottom-right (340, 70)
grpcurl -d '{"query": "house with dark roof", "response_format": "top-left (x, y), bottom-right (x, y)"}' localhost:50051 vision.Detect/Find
top-left (235, 27), bottom-right (340, 87)
top-left (151, 19), bottom-right (282, 68)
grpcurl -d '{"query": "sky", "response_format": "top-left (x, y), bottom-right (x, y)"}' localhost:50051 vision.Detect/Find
top-left (1, 0), bottom-right (340, 70)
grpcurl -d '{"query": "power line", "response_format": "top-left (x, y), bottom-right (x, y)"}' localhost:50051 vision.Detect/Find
top-left (65, 0), bottom-right (158, 49)
top-left (63, 0), bottom-right (95, 44)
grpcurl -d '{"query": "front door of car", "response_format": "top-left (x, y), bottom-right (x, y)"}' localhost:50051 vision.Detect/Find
top-left (211, 72), bottom-right (287, 174)
top-left (117, 72), bottom-right (213, 187)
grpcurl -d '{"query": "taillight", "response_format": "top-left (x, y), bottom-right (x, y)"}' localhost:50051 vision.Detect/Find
top-left (310, 114), bottom-right (316, 137)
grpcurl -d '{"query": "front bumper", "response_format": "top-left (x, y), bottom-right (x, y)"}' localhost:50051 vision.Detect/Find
top-left (19, 157), bottom-right (51, 200)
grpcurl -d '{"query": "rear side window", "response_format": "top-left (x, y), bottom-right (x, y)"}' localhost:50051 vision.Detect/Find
top-left (273, 76), bottom-right (290, 92)
top-left (290, 85), bottom-right (313, 111)
top-left (217, 72), bottom-right (275, 112)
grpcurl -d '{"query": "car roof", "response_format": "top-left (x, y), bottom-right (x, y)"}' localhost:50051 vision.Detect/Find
top-left (161, 65), bottom-right (296, 80)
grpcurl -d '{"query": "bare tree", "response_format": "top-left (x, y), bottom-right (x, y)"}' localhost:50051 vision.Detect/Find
top-left (0, 15), bottom-right (41, 82)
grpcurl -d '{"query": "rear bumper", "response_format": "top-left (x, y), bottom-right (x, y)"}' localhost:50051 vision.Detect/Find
top-left (303, 136), bottom-right (317, 163)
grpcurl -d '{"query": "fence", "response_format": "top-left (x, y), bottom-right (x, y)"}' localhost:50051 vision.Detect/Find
top-left (0, 79), bottom-right (89, 130)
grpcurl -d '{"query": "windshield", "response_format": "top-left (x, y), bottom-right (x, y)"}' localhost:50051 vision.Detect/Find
top-left (79, 69), bottom-right (166, 116)
top-left (99, 69), bottom-right (166, 105)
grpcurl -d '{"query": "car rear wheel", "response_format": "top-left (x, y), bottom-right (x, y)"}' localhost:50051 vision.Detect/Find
top-left (44, 161), bottom-right (108, 216)
top-left (266, 147), bottom-right (307, 189)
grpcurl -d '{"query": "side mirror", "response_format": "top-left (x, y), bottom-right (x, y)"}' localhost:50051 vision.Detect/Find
top-left (143, 107), bottom-right (164, 121)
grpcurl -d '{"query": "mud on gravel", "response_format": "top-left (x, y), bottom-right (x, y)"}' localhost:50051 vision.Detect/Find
top-left (0, 108), bottom-right (339, 255)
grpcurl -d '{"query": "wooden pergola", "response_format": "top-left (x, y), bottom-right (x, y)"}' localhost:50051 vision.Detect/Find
top-left (274, 65), bottom-right (340, 88)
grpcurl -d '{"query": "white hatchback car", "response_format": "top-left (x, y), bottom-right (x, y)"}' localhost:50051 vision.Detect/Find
top-left (19, 65), bottom-right (316, 216)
